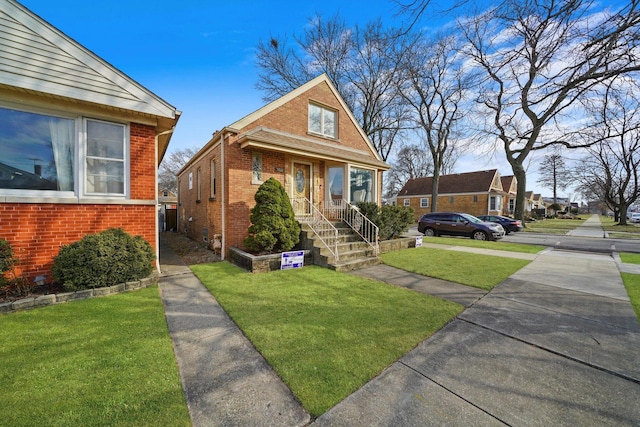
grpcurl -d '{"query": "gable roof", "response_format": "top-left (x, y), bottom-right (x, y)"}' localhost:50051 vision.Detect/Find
top-left (0, 0), bottom-right (180, 162)
top-left (230, 73), bottom-right (385, 164)
top-left (500, 175), bottom-right (517, 194)
top-left (397, 169), bottom-right (501, 197)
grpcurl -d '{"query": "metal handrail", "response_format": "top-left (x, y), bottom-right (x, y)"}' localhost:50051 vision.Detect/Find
top-left (291, 197), bottom-right (339, 262)
top-left (329, 199), bottom-right (379, 256)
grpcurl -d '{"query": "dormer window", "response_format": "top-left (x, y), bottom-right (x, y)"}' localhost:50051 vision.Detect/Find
top-left (308, 103), bottom-right (337, 138)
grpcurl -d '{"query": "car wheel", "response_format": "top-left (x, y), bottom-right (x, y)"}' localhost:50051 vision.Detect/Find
top-left (472, 230), bottom-right (487, 240)
top-left (424, 227), bottom-right (436, 237)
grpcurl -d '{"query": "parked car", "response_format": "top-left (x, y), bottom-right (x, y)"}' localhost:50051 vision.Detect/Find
top-left (417, 212), bottom-right (505, 241)
top-left (476, 215), bottom-right (524, 234)
top-left (630, 213), bottom-right (640, 223)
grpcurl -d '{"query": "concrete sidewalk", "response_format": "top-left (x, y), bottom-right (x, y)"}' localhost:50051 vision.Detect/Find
top-left (157, 237), bottom-right (309, 426)
top-left (159, 231), bottom-right (640, 426)
top-left (316, 249), bottom-right (640, 426)
top-left (566, 213), bottom-right (608, 237)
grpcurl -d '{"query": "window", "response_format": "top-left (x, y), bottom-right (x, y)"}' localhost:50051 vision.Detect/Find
top-left (188, 172), bottom-right (193, 190)
top-left (350, 167), bottom-right (374, 203)
top-left (0, 106), bottom-right (129, 197)
top-left (308, 103), bottom-right (337, 138)
top-left (449, 196), bottom-right (454, 204)
top-left (473, 195), bottom-right (478, 203)
top-left (509, 199), bottom-right (515, 213)
top-left (252, 152), bottom-right (262, 183)
top-left (196, 167), bottom-right (202, 202)
top-left (0, 107), bottom-right (74, 192)
top-left (404, 199), bottom-right (410, 207)
top-left (490, 195), bottom-right (502, 211)
top-left (420, 198), bottom-right (429, 208)
top-left (210, 159), bottom-right (216, 199)
top-left (85, 119), bottom-right (125, 195)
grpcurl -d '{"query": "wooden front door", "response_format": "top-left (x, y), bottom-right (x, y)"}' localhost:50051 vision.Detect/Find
top-left (293, 163), bottom-right (311, 215)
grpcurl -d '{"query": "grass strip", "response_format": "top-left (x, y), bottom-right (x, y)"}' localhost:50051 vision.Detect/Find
top-left (621, 273), bottom-right (640, 322)
top-left (621, 253), bottom-right (640, 265)
top-left (420, 236), bottom-right (544, 254)
top-left (191, 262), bottom-right (462, 416)
top-left (524, 217), bottom-right (586, 233)
top-left (0, 286), bottom-right (190, 427)
top-left (381, 247), bottom-right (530, 290)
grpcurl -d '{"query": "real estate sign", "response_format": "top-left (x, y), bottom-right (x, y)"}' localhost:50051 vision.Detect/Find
top-left (281, 250), bottom-right (304, 270)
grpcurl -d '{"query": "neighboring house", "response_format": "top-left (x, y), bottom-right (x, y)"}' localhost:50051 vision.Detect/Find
top-left (501, 175), bottom-right (518, 215)
top-left (0, 0), bottom-right (180, 282)
top-left (396, 169), bottom-right (506, 221)
top-left (177, 73), bottom-right (389, 260)
top-left (158, 190), bottom-right (178, 232)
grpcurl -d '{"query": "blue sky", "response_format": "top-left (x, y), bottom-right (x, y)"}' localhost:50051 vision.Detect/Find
top-left (19, 0), bottom-right (624, 198)
top-left (20, 0), bottom-right (412, 154)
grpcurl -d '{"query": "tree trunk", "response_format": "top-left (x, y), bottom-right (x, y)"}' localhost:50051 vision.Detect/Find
top-left (512, 163), bottom-right (527, 224)
top-left (431, 172), bottom-right (440, 212)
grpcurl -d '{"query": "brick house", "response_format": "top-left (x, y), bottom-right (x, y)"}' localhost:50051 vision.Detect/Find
top-left (176, 74), bottom-right (389, 260)
top-left (0, 0), bottom-right (180, 282)
top-left (396, 169), bottom-right (507, 221)
top-left (501, 175), bottom-right (518, 215)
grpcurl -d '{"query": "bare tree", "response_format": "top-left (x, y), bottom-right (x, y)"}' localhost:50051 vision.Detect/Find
top-left (460, 0), bottom-right (640, 222)
top-left (255, 15), bottom-right (411, 161)
top-left (384, 144), bottom-right (434, 198)
top-left (574, 78), bottom-right (640, 225)
top-left (398, 32), bottom-right (470, 212)
top-left (537, 149), bottom-right (570, 204)
top-left (158, 146), bottom-right (200, 193)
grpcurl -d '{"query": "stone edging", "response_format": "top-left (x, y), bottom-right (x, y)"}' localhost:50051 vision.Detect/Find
top-left (0, 275), bottom-right (159, 315)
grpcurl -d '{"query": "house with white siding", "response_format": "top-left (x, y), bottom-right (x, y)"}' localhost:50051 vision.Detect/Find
top-left (0, 0), bottom-right (180, 282)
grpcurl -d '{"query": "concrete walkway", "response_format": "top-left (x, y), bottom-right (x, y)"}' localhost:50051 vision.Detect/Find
top-left (158, 219), bottom-right (640, 426)
top-left (566, 213), bottom-right (608, 237)
top-left (158, 237), bottom-right (309, 427)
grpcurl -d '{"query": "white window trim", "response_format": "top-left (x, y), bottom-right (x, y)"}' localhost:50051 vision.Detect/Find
top-left (347, 164), bottom-right (376, 204)
top-left (308, 103), bottom-right (338, 139)
top-left (81, 118), bottom-right (129, 198)
top-left (404, 199), bottom-right (410, 207)
top-left (0, 102), bottom-right (131, 200)
top-left (420, 198), bottom-right (429, 208)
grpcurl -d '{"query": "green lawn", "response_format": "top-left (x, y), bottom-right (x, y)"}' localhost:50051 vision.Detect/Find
top-left (621, 252), bottom-right (640, 265)
top-left (622, 273), bottom-right (640, 321)
top-left (420, 236), bottom-right (545, 254)
top-left (382, 247), bottom-right (531, 290)
top-left (191, 262), bottom-right (462, 416)
top-left (600, 216), bottom-right (640, 238)
top-left (0, 286), bottom-right (190, 427)
top-left (523, 217), bottom-right (586, 233)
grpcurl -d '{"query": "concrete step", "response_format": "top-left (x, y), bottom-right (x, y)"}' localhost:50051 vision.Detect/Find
top-left (329, 256), bottom-right (382, 272)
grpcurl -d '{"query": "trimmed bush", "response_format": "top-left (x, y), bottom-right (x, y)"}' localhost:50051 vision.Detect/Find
top-left (244, 177), bottom-right (301, 254)
top-left (52, 228), bottom-right (155, 291)
top-left (0, 238), bottom-right (15, 287)
top-left (356, 202), bottom-right (414, 240)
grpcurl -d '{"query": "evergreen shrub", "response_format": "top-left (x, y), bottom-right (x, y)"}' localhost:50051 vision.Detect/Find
top-left (52, 228), bottom-right (155, 291)
top-left (356, 202), bottom-right (414, 240)
top-left (244, 177), bottom-right (301, 254)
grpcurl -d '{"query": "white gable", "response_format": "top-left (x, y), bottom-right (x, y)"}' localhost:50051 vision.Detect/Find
top-left (0, 0), bottom-right (176, 119)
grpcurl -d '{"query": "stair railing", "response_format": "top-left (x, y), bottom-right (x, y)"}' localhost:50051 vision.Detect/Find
top-left (330, 199), bottom-right (379, 256)
top-left (291, 197), bottom-right (339, 262)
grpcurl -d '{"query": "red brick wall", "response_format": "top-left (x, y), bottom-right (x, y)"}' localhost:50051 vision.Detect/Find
top-left (0, 204), bottom-right (156, 283)
top-left (0, 122), bottom-right (158, 283)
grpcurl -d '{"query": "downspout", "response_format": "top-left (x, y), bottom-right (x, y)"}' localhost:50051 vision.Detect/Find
top-left (220, 131), bottom-right (226, 260)
top-left (155, 127), bottom-right (175, 273)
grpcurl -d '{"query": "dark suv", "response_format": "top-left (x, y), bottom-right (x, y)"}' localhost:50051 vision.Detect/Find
top-left (418, 212), bottom-right (505, 241)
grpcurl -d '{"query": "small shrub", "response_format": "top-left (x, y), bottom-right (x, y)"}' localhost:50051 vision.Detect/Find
top-left (356, 203), bottom-right (414, 240)
top-left (244, 178), bottom-right (301, 254)
top-left (52, 228), bottom-right (155, 291)
top-left (0, 238), bottom-right (15, 286)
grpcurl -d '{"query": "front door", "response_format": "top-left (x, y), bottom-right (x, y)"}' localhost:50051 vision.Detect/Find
top-left (293, 162), bottom-right (311, 215)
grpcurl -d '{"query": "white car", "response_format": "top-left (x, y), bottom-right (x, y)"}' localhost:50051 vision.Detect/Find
top-left (630, 212), bottom-right (640, 223)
